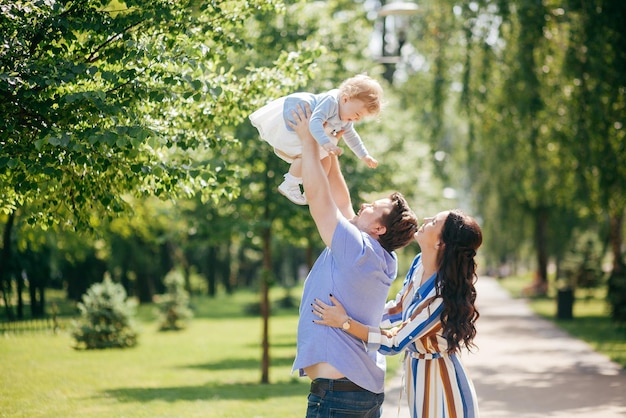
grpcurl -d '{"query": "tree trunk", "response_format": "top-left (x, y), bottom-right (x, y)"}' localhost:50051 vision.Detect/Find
top-left (223, 241), bottom-right (232, 294)
top-left (607, 209), bottom-right (626, 322)
top-left (306, 243), bottom-right (314, 271)
top-left (609, 210), bottom-right (624, 274)
top-left (38, 284), bottom-right (46, 317)
top-left (260, 171), bottom-right (273, 384)
top-left (135, 271), bottom-right (155, 303)
top-left (1, 211), bottom-right (16, 320)
top-left (17, 270), bottom-right (24, 319)
top-left (28, 276), bottom-right (38, 317)
top-left (534, 206), bottom-right (549, 293)
top-left (207, 246), bottom-right (216, 297)
top-left (260, 233), bottom-right (271, 384)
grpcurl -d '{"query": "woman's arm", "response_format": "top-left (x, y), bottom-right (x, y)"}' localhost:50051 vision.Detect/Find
top-left (313, 293), bottom-right (444, 356)
top-left (374, 298), bottom-right (443, 355)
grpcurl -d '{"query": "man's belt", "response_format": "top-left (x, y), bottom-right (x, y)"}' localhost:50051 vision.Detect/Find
top-left (310, 378), bottom-right (369, 396)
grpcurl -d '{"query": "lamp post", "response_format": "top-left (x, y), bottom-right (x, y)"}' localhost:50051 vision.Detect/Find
top-left (377, 1), bottom-right (419, 84)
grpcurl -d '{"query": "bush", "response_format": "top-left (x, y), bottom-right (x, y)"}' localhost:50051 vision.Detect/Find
top-left (71, 276), bottom-right (138, 349)
top-left (560, 237), bottom-right (604, 293)
top-left (155, 270), bottom-right (193, 331)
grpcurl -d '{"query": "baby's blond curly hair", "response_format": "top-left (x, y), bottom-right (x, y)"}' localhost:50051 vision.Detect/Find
top-left (338, 74), bottom-right (384, 115)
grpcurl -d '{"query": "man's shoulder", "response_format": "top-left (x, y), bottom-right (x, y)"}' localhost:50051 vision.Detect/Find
top-left (333, 219), bottom-right (389, 256)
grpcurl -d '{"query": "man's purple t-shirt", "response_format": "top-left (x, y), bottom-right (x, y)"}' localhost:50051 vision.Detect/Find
top-left (292, 217), bottom-right (397, 393)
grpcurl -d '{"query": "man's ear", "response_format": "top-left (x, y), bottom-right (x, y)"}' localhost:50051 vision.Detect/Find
top-left (373, 225), bottom-right (387, 237)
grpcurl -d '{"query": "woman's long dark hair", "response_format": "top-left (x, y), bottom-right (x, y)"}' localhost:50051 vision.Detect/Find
top-left (435, 210), bottom-right (483, 353)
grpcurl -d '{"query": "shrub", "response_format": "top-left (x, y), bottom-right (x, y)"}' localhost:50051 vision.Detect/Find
top-left (71, 276), bottom-right (138, 349)
top-left (155, 270), bottom-right (193, 331)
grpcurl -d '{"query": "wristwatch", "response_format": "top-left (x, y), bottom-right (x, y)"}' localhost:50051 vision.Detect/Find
top-left (342, 317), bottom-right (352, 330)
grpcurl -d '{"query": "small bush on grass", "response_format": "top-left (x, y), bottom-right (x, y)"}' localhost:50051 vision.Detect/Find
top-left (155, 270), bottom-right (193, 331)
top-left (71, 276), bottom-right (138, 349)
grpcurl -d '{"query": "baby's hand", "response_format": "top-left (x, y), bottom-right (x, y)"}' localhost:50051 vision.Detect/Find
top-left (362, 155), bottom-right (378, 168)
top-left (323, 142), bottom-right (343, 156)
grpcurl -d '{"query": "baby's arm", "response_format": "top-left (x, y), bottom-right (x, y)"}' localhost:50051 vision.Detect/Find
top-left (342, 127), bottom-right (377, 168)
top-left (322, 142), bottom-right (343, 156)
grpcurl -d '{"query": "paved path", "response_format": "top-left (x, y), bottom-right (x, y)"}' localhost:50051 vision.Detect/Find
top-left (382, 276), bottom-right (626, 418)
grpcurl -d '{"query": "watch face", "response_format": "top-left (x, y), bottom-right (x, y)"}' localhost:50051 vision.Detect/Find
top-left (342, 320), bottom-right (350, 330)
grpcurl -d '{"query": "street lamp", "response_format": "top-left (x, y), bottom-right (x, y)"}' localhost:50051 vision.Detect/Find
top-left (377, 1), bottom-right (419, 83)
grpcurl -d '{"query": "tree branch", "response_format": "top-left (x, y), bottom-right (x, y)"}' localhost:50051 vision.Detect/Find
top-left (87, 20), bottom-right (145, 63)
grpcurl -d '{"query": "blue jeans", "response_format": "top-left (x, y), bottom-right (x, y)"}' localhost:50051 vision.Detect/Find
top-left (305, 378), bottom-right (384, 418)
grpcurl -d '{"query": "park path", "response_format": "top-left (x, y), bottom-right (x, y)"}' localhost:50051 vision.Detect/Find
top-left (381, 276), bottom-right (626, 418)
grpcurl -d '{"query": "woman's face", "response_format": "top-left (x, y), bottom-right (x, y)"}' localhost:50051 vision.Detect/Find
top-left (415, 211), bottom-right (449, 250)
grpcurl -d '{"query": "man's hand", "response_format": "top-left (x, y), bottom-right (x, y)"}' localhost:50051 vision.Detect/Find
top-left (286, 104), bottom-right (313, 141)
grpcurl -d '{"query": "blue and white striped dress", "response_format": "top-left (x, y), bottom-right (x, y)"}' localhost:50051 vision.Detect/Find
top-left (367, 254), bottom-right (479, 418)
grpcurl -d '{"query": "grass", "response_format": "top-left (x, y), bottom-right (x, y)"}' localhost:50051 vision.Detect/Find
top-left (1, 285), bottom-right (403, 418)
top-left (496, 274), bottom-right (626, 369)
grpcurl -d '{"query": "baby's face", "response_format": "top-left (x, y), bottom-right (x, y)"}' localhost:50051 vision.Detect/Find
top-left (339, 98), bottom-right (370, 123)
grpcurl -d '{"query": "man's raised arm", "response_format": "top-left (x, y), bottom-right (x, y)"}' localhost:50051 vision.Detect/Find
top-left (287, 105), bottom-right (342, 247)
top-left (326, 154), bottom-right (356, 220)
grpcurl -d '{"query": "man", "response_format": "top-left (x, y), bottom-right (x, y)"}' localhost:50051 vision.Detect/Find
top-left (288, 104), bottom-right (418, 417)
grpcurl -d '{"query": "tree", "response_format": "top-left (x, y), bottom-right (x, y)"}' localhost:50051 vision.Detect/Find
top-left (561, 0), bottom-right (626, 319)
top-left (440, 1), bottom-right (624, 299)
top-left (0, 0), bottom-right (316, 316)
top-left (1, 0), bottom-right (305, 224)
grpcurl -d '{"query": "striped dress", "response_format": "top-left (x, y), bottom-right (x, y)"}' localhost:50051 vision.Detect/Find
top-left (366, 254), bottom-right (479, 418)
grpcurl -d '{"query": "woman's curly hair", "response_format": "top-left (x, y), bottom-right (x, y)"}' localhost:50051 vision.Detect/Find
top-left (435, 209), bottom-right (483, 353)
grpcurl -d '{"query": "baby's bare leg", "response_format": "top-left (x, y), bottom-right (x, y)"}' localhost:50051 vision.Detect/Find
top-left (288, 156), bottom-right (302, 178)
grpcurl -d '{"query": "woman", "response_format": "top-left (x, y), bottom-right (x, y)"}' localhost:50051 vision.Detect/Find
top-left (312, 209), bottom-right (482, 418)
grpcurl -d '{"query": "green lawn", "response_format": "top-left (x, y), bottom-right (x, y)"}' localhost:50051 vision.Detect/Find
top-left (5, 275), bottom-right (623, 417)
top-left (496, 274), bottom-right (626, 369)
top-left (1, 285), bottom-right (402, 418)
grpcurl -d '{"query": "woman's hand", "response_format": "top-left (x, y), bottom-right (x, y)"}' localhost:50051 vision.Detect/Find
top-left (311, 295), bottom-right (349, 328)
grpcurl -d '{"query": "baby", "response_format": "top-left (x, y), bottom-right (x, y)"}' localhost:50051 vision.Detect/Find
top-left (250, 74), bottom-right (382, 205)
